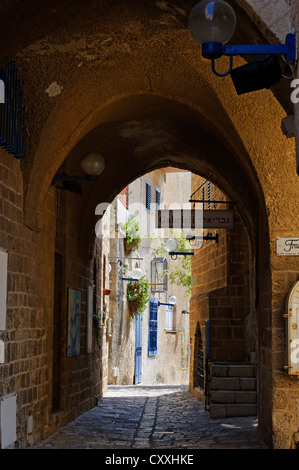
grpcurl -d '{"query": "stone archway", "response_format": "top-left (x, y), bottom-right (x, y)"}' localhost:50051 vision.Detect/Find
top-left (0, 0), bottom-right (298, 449)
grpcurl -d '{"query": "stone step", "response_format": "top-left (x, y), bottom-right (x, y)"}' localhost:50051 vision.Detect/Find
top-left (210, 390), bottom-right (257, 404)
top-left (210, 377), bottom-right (256, 391)
top-left (210, 363), bottom-right (256, 378)
top-left (209, 403), bottom-right (257, 419)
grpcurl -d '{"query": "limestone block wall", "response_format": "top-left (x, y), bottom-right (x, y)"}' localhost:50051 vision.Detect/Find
top-left (189, 175), bottom-right (253, 393)
top-left (107, 170), bottom-right (190, 386)
top-left (237, 0), bottom-right (295, 41)
top-left (0, 148), bottom-right (107, 448)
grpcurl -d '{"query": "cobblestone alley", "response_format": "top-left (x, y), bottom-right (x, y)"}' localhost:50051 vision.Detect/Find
top-left (31, 385), bottom-right (268, 449)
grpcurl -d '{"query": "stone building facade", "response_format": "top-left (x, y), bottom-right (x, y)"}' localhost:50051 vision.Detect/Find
top-left (107, 169), bottom-right (190, 386)
top-left (0, 0), bottom-right (298, 450)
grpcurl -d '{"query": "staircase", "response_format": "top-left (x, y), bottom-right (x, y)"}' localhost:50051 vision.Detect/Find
top-left (208, 363), bottom-right (257, 419)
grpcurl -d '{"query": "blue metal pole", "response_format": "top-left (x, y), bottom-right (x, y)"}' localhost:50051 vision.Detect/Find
top-left (202, 33), bottom-right (296, 63)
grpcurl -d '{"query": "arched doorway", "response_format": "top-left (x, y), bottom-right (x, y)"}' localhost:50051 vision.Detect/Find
top-left (0, 0), bottom-right (297, 449)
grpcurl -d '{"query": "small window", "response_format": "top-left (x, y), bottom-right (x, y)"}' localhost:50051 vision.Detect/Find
top-left (145, 180), bottom-right (151, 212)
top-left (155, 187), bottom-right (161, 209)
top-left (151, 257), bottom-right (168, 293)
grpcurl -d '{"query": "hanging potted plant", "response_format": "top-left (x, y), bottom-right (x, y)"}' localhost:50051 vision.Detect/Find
top-left (127, 276), bottom-right (150, 317)
top-left (121, 216), bottom-right (141, 254)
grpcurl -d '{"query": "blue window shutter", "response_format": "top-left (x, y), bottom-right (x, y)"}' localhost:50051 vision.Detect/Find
top-left (146, 180), bottom-right (151, 212)
top-left (148, 299), bottom-right (158, 356)
top-left (155, 187), bottom-right (161, 209)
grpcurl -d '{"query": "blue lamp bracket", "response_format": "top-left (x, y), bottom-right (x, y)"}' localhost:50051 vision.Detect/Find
top-left (203, 33), bottom-right (296, 77)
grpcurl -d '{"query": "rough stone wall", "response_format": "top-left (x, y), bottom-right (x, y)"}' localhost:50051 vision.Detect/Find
top-left (108, 170), bottom-right (190, 386)
top-left (189, 176), bottom-right (253, 391)
top-left (294, 3), bottom-right (299, 174)
top-left (0, 148), bottom-right (55, 447)
top-left (0, 0), bottom-right (297, 451)
top-left (0, 147), bottom-right (107, 448)
top-left (236, 0), bottom-right (295, 41)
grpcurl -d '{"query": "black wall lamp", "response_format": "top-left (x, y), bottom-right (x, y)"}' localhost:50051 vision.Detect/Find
top-left (188, 0), bottom-right (296, 94)
top-left (164, 238), bottom-right (194, 260)
top-left (186, 232), bottom-right (219, 246)
top-left (51, 152), bottom-right (105, 193)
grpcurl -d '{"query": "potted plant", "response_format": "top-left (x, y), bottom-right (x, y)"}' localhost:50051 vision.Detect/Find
top-left (121, 216), bottom-right (141, 254)
top-left (127, 276), bottom-right (150, 317)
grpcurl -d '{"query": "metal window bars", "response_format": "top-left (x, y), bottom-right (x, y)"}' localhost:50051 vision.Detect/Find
top-left (0, 61), bottom-right (27, 159)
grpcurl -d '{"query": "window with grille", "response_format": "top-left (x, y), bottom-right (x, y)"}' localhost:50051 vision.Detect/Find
top-left (151, 257), bottom-right (168, 293)
top-left (145, 180), bottom-right (151, 212)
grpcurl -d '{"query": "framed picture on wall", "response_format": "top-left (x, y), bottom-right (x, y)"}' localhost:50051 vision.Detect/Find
top-left (86, 285), bottom-right (93, 354)
top-left (0, 249), bottom-right (8, 331)
top-left (67, 288), bottom-right (81, 356)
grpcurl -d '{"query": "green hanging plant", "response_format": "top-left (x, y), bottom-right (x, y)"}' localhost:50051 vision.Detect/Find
top-left (121, 216), bottom-right (141, 254)
top-left (127, 276), bottom-right (150, 317)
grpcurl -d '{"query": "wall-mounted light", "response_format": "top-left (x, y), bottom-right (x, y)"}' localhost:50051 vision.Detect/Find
top-left (188, 0), bottom-right (296, 92)
top-left (186, 232), bottom-right (219, 246)
top-left (158, 296), bottom-right (177, 307)
top-left (164, 238), bottom-right (195, 260)
top-left (51, 152), bottom-right (105, 193)
top-left (121, 268), bottom-right (144, 283)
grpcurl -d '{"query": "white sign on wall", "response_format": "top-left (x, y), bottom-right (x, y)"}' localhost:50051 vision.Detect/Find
top-left (0, 250), bottom-right (8, 331)
top-left (156, 210), bottom-right (233, 229)
top-left (276, 238), bottom-right (299, 256)
top-left (0, 393), bottom-right (17, 449)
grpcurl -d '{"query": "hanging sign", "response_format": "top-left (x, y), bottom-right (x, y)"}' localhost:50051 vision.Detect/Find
top-left (276, 238), bottom-right (299, 256)
top-left (156, 209), bottom-right (233, 229)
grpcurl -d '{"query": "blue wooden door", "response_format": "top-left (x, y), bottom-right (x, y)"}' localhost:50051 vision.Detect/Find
top-left (135, 313), bottom-right (142, 384)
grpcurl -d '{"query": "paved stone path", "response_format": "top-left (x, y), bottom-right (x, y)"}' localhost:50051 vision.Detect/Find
top-left (31, 385), bottom-right (268, 449)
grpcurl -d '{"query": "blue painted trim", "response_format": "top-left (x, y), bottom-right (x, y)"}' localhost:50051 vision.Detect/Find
top-left (202, 34), bottom-right (296, 64)
top-left (145, 179), bottom-right (151, 213)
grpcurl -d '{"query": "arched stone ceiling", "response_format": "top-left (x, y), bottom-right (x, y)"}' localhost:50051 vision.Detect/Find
top-left (0, 0), bottom-right (295, 251)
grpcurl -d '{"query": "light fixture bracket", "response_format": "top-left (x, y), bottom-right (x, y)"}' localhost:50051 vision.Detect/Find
top-left (169, 252), bottom-right (195, 260)
top-left (201, 33), bottom-right (296, 77)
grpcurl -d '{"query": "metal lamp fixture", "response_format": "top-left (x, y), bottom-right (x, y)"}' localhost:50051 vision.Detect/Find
top-left (121, 268), bottom-right (144, 283)
top-left (164, 238), bottom-right (194, 260)
top-left (188, 0), bottom-right (296, 88)
top-left (186, 232), bottom-right (219, 246)
top-left (158, 296), bottom-right (177, 307)
top-left (52, 152), bottom-right (105, 192)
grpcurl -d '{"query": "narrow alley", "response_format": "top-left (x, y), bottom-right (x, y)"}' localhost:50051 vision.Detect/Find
top-left (31, 385), bottom-right (267, 449)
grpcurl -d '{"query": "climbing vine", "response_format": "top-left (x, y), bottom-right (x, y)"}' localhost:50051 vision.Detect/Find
top-left (155, 231), bottom-right (192, 299)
